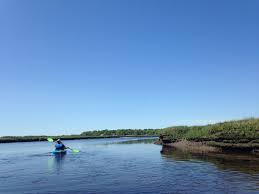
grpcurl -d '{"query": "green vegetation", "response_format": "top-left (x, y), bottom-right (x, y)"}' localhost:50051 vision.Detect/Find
top-left (2, 118), bottom-right (258, 144)
top-left (81, 129), bottom-right (161, 136)
top-left (161, 118), bottom-right (259, 142)
top-left (0, 135), bottom-right (104, 143)
top-left (0, 129), bottom-right (160, 143)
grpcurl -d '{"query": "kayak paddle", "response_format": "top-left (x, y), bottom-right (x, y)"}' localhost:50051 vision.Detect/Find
top-left (47, 137), bottom-right (54, 142)
top-left (66, 147), bottom-right (80, 153)
top-left (47, 137), bottom-right (80, 153)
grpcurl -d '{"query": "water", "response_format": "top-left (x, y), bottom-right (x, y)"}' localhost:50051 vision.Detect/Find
top-left (0, 137), bottom-right (259, 194)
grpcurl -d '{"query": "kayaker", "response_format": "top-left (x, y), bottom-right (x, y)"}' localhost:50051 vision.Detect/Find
top-left (55, 139), bottom-right (67, 150)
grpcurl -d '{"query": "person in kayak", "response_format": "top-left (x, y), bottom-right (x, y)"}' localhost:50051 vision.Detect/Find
top-left (55, 139), bottom-right (67, 151)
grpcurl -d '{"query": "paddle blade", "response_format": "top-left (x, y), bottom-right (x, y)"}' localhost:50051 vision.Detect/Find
top-left (47, 137), bottom-right (54, 142)
top-left (72, 149), bottom-right (80, 153)
top-left (66, 147), bottom-right (79, 153)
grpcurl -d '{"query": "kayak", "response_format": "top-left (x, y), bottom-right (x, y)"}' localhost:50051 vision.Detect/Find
top-left (51, 150), bottom-right (67, 154)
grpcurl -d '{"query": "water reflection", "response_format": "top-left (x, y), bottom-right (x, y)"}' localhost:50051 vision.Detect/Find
top-left (2, 138), bottom-right (259, 193)
top-left (161, 146), bottom-right (259, 175)
top-left (47, 153), bottom-right (66, 174)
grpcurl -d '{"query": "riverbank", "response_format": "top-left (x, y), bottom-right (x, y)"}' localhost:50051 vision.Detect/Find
top-left (157, 118), bottom-right (259, 154)
top-left (0, 135), bottom-right (158, 144)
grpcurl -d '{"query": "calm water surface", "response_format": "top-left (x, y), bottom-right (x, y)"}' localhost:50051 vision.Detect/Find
top-left (0, 137), bottom-right (259, 194)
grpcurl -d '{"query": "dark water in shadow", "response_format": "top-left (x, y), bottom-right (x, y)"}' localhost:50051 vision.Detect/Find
top-left (161, 146), bottom-right (259, 175)
top-left (0, 138), bottom-right (259, 194)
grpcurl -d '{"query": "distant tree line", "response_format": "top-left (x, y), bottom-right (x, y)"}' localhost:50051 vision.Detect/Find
top-left (81, 129), bottom-right (161, 137)
top-left (0, 129), bottom-right (161, 143)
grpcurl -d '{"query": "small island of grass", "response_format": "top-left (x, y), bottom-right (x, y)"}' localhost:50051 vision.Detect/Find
top-left (158, 118), bottom-right (259, 154)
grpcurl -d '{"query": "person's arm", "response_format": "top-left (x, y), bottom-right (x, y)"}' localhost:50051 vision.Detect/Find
top-left (62, 143), bottom-right (67, 149)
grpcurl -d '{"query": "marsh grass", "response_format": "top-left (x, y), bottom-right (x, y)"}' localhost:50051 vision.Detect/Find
top-left (162, 118), bottom-right (259, 141)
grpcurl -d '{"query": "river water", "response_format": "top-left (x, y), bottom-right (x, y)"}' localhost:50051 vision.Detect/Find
top-left (0, 137), bottom-right (259, 194)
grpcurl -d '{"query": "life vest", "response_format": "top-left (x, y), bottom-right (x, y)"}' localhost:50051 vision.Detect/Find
top-left (55, 143), bottom-right (64, 150)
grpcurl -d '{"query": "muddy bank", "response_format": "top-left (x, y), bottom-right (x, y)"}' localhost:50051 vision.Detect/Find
top-left (157, 135), bottom-right (259, 154)
top-left (161, 140), bottom-right (221, 154)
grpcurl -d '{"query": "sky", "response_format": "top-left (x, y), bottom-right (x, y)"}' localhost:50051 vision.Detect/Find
top-left (0, 0), bottom-right (258, 136)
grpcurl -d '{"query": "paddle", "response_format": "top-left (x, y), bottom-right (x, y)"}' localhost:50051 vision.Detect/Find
top-left (47, 137), bottom-right (80, 153)
top-left (47, 137), bottom-right (54, 142)
top-left (66, 147), bottom-right (80, 153)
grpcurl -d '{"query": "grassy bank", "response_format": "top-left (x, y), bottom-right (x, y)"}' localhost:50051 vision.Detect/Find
top-left (159, 118), bottom-right (259, 152)
top-left (161, 118), bottom-right (259, 142)
top-left (0, 135), bottom-right (121, 143)
top-left (0, 129), bottom-right (161, 143)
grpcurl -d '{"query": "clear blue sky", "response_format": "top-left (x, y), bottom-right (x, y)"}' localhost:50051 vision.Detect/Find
top-left (0, 0), bottom-right (258, 136)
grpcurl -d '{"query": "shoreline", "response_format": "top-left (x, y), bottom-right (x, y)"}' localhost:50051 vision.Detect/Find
top-left (0, 135), bottom-right (158, 144)
top-left (157, 118), bottom-right (259, 155)
top-left (157, 136), bottom-right (259, 155)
